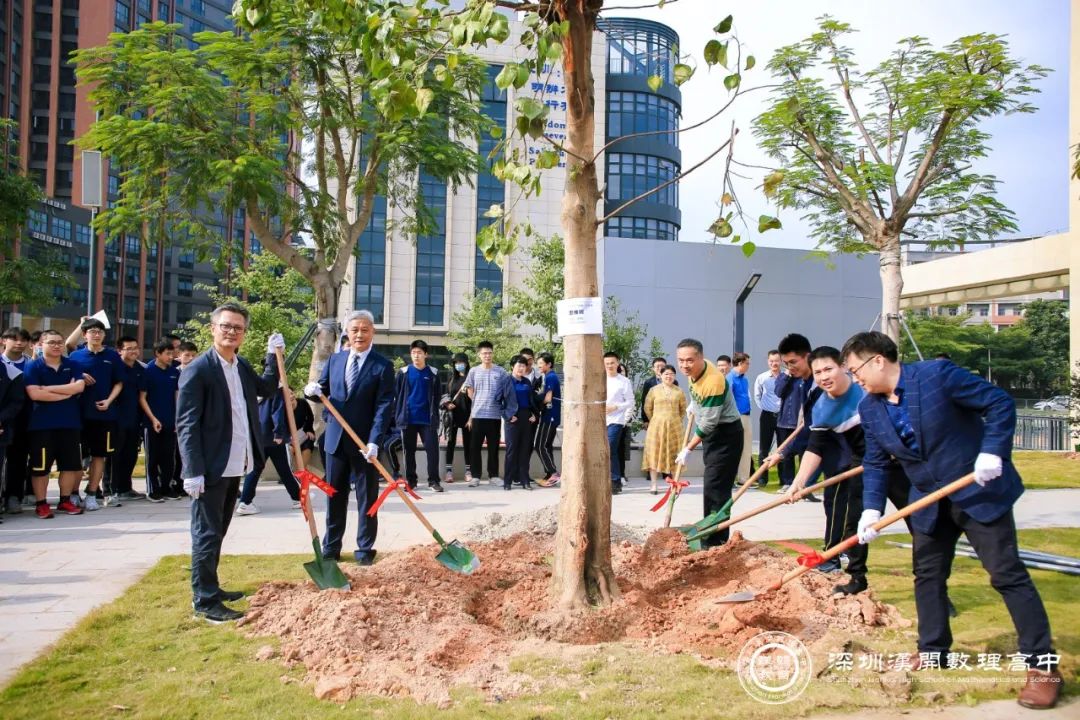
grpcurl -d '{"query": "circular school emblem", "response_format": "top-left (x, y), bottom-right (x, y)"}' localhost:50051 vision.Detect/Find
top-left (736, 630), bottom-right (812, 704)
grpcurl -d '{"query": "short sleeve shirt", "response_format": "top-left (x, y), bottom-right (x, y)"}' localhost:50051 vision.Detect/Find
top-left (24, 357), bottom-right (84, 431)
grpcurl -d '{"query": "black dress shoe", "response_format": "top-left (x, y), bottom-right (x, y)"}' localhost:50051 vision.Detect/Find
top-left (194, 602), bottom-right (244, 623)
top-left (803, 493), bottom-right (822, 503)
top-left (354, 554), bottom-right (375, 566)
top-left (428, 482), bottom-right (445, 493)
top-left (322, 552), bottom-right (341, 561)
top-left (834, 576), bottom-right (868, 595)
top-left (217, 589), bottom-right (245, 602)
top-left (611, 484), bottom-right (623, 495)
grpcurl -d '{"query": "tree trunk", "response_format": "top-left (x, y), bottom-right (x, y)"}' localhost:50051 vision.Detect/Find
top-left (878, 237), bottom-right (903, 342)
top-left (310, 276), bottom-right (340, 384)
top-left (550, 0), bottom-right (619, 610)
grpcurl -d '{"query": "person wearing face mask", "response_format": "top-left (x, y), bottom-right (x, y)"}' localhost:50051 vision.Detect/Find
top-left (440, 353), bottom-right (473, 485)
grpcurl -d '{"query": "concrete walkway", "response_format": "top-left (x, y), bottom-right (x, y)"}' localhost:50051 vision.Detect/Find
top-left (2, 477), bottom-right (1078, 692)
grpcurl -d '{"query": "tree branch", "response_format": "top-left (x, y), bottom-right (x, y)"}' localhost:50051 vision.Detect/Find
top-left (896, 109), bottom-right (954, 216)
top-left (837, 66), bottom-right (887, 168)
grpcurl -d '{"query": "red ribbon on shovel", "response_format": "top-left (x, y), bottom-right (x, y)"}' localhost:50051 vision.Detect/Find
top-left (295, 468), bottom-right (336, 519)
top-left (650, 475), bottom-right (690, 512)
top-left (776, 540), bottom-right (827, 569)
top-left (367, 476), bottom-right (422, 517)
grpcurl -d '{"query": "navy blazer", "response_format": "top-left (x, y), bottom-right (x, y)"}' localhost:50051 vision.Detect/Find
top-left (176, 350), bottom-right (279, 484)
top-left (313, 348), bottom-right (394, 456)
top-left (860, 359), bottom-right (1023, 534)
top-left (255, 391), bottom-right (288, 447)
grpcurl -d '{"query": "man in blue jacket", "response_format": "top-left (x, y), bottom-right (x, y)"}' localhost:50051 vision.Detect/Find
top-left (304, 309), bottom-right (394, 565)
top-left (236, 378), bottom-right (301, 515)
top-left (394, 340), bottom-right (443, 493)
top-left (844, 331), bottom-right (1060, 710)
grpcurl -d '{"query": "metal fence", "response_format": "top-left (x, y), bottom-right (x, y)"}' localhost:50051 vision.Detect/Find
top-left (1014, 413), bottom-right (1073, 451)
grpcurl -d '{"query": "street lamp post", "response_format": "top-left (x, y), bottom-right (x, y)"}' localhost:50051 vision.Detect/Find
top-left (733, 272), bottom-right (762, 353)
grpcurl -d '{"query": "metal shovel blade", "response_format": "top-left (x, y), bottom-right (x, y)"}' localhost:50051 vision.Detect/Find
top-left (715, 589), bottom-right (761, 604)
top-left (434, 538), bottom-right (480, 575)
top-left (303, 537), bottom-right (351, 591)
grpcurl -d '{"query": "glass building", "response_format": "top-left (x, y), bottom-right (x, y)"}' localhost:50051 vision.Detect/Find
top-left (598, 17), bottom-right (682, 242)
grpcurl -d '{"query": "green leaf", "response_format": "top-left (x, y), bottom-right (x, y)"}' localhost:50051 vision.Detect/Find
top-left (724, 73), bottom-right (741, 91)
top-left (703, 40), bottom-right (727, 67)
top-left (483, 203), bottom-right (503, 219)
top-left (647, 74), bottom-right (662, 92)
top-left (714, 15), bottom-right (733, 34)
top-left (516, 63), bottom-right (530, 88)
top-left (495, 63), bottom-right (516, 91)
top-left (708, 218), bottom-right (733, 238)
top-left (745, 55), bottom-right (755, 71)
top-left (536, 149), bottom-right (559, 169)
top-left (758, 215), bottom-right (782, 233)
top-left (527, 117), bottom-right (545, 140)
top-left (673, 63), bottom-right (693, 86)
top-left (741, 241), bottom-right (757, 258)
top-left (516, 97), bottom-right (545, 120)
top-left (414, 87), bottom-right (434, 115)
top-left (762, 170), bottom-right (784, 198)
top-left (785, 97), bottom-right (800, 113)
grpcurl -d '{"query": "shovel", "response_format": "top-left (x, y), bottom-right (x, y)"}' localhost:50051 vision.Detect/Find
top-left (649, 412), bottom-right (695, 528)
top-left (678, 422), bottom-right (804, 548)
top-left (273, 348), bottom-right (351, 591)
top-left (714, 471), bottom-right (977, 603)
top-left (319, 393), bottom-right (480, 575)
top-left (686, 466), bottom-right (863, 543)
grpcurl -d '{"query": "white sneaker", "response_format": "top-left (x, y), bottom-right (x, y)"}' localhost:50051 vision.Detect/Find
top-left (83, 495), bottom-right (100, 511)
top-left (466, 475), bottom-right (479, 487)
top-left (236, 502), bottom-right (260, 516)
top-left (291, 499), bottom-right (302, 509)
top-left (489, 476), bottom-right (502, 487)
top-left (444, 470), bottom-right (454, 484)
top-left (69, 493), bottom-right (82, 508)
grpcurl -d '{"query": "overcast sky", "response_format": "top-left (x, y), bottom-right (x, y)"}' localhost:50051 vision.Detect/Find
top-left (607, 0), bottom-right (1070, 249)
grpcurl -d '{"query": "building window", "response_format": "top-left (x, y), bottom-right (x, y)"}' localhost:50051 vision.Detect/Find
top-left (125, 264), bottom-right (139, 286)
top-left (967, 303), bottom-right (990, 317)
top-left (604, 216), bottom-right (679, 242)
top-left (75, 223), bottom-right (91, 245)
top-left (73, 254), bottom-right (89, 274)
top-left (115, 1), bottom-right (130, 29)
top-left (50, 216), bottom-right (72, 240)
top-left (606, 91), bottom-right (679, 146)
top-left (602, 19), bottom-right (678, 85)
top-left (354, 194), bottom-right (387, 323)
top-left (606, 152), bottom-right (678, 207)
top-left (175, 302), bottom-right (191, 324)
top-left (28, 209), bottom-right (47, 233)
top-left (144, 296), bottom-right (156, 321)
top-left (475, 65), bottom-right (506, 298)
top-left (123, 295), bottom-right (138, 319)
top-left (145, 268), bottom-right (157, 290)
top-left (997, 303), bottom-right (1021, 317)
top-left (414, 170), bottom-right (446, 326)
top-left (177, 276), bottom-right (193, 296)
top-left (124, 235), bottom-right (140, 256)
top-left (178, 249), bottom-right (194, 268)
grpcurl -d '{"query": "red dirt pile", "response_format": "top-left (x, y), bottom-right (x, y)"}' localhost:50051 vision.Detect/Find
top-left (240, 529), bottom-right (907, 706)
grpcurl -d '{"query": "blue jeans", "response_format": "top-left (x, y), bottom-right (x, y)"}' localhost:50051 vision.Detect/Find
top-left (607, 424), bottom-right (624, 488)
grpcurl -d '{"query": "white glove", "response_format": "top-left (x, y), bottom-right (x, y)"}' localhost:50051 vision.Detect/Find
top-left (304, 381), bottom-right (323, 398)
top-left (857, 509), bottom-right (882, 544)
top-left (266, 333), bottom-right (285, 353)
top-left (973, 452), bottom-right (1002, 487)
top-left (675, 445), bottom-right (691, 466)
top-left (183, 476), bottom-right (205, 500)
top-left (685, 406), bottom-right (694, 420)
top-left (363, 443), bottom-right (379, 461)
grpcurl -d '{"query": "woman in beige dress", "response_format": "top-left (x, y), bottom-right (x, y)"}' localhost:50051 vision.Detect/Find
top-left (641, 365), bottom-right (687, 493)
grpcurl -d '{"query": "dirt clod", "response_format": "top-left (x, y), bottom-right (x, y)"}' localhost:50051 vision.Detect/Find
top-left (243, 529), bottom-right (905, 706)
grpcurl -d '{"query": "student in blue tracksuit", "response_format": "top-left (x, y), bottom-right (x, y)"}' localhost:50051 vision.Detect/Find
top-left (140, 339), bottom-right (182, 501)
top-left (844, 331), bottom-right (1061, 710)
top-left (394, 340), bottom-right (443, 492)
top-left (236, 365), bottom-right (301, 515)
top-left (106, 336), bottom-right (145, 501)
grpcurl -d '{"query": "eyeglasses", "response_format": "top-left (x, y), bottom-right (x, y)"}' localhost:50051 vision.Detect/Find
top-left (848, 354), bottom-right (881, 378)
top-left (43, 340), bottom-right (65, 347)
top-left (215, 323), bottom-right (246, 335)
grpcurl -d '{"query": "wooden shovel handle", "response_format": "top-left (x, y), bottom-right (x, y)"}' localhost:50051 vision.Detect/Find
top-left (711, 465), bottom-right (863, 534)
top-left (320, 392), bottom-right (437, 536)
top-left (662, 412), bottom-right (696, 528)
top-left (729, 421), bottom-right (804, 507)
top-left (770, 472), bottom-right (977, 591)
top-left (273, 347), bottom-right (319, 542)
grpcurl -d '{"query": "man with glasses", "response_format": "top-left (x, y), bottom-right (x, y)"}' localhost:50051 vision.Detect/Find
top-left (177, 302), bottom-right (284, 623)
top-left (844, 331), bottom-right (1061, 709)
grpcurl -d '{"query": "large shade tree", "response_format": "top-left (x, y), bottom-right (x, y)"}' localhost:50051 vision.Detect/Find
top-left (750, 17), bottom-right (1048, 340)
top-left (75, 1), bottom-right (493, 378)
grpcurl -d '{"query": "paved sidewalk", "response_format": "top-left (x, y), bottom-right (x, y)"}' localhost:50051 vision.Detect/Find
top-left (2, 478), bottom-right (1078, 687)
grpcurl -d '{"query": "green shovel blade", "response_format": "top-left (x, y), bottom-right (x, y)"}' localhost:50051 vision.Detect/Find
top-left (436, 540), bottom-right (480, 575)
top-left (304, 537), bottom-right (351, 591)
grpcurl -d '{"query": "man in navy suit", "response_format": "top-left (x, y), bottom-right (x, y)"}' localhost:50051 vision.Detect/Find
top-left (304, 309), bottom-right (394, 565)
top-left (176, 302), bottom-right (284, 623)
top-left (843, 331), bottom-right (1060, 710)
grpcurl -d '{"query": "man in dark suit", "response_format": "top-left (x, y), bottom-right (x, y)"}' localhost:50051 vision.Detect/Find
top-left (304, 309), bottom-right (394, 565)
top-left (176, 302), bottom-right (284, 623)
top-left (844, 331), bottom-right (1060, 710)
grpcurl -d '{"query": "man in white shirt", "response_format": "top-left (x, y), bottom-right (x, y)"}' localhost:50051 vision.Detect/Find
top-left (752, 349), bottom-right (783, 487)
top-left (176, 302), bottom-right (284, 623)
top-left (604, 351), bottom-right (634, 495)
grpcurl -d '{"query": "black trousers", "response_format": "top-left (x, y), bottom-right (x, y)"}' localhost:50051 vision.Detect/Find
top-left (503, 411), bottom-right (536, 489)
top-left (469, 418), bottom-right (502, 479)
top-left (757, 410), bottom-right (780, 472)
top-left (240, 442), bottom-right (300, 504)
top-left (190, 475), bottom-right (241, 610)
top-left (534, 420), bottom-right (558, 477)
top-left (106, 425), bottom-right (141, 494)
top-left (444, 420), bottom-right (471, 474)
top-left (3, 430), bottom-right (30, 501)
top-left (402, 423), bottom-right (439, 488)
top-left (323, 450), bottom-right (379, 561)
top-left (144, 428), bottom-right (176, 497)
top-left (380, 434), bottom-right (404, 478)
top-left (911, 498), bottom-right (1054, 664)
top-left (775, 426), bottom-right (797, 485)
top-left (617, 422), bottom-right (630, 479)
top-left (701, 419), bottom-right (744, 548)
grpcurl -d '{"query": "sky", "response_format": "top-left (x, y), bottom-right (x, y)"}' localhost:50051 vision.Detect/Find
top-left (609, 0), bottom-right (1071, 249)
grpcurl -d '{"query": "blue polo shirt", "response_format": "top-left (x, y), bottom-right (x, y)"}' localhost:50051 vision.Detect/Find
top-left (68, 346), bottom-right (124, 422)
top-left (24, 357), bottom-right (84, 431)
top-left (729, 370), bottom-right (751, 415)
top-left (406, 365), bottom-right (434, 426)
top-left (541, 370), bottom-right (561, 425)
top-left (115, 361), bottom-right (144, 430)
top-left (140, 361), bottom-right (181, 430)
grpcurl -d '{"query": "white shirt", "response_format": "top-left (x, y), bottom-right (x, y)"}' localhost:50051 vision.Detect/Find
top-left (345, 347), bottom-right (371, 391)
top-left (216, 350), bottom-right (253, 478)
top-left (605, 372), bottom-right (635, 426)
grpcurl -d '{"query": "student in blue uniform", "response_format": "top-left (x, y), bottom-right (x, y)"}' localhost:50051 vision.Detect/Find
top-left (236, 374), bottom-right (302, 515)
top-left (140, 339), bottom-right (182, 501)
top-left (1, 327), bottom-right (33, 513)
top-left (534, 352), bottom-right (561, 486)
top-left (0, 349), bottom-right (25, 523)
top-left (394, 340), bottom-right (443, 492)
top-left (105, 336), bottom-right (145, 502)
top-left (24, 330), bottom-right (87, 518)
top-left (67, 318), bottom-right (124, 511)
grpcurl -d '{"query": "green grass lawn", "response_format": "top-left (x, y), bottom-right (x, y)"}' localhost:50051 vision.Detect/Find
top-left (1, 529), bottom-right (1076, 719)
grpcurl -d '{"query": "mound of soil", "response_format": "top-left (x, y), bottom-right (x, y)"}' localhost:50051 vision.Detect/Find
top-left (240, 529), bottom-right (907, 706)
